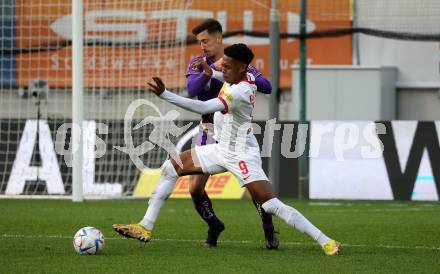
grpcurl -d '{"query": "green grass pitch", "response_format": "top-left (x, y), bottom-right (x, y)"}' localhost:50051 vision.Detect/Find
top-left (0, 198), bottom-right (439, 273)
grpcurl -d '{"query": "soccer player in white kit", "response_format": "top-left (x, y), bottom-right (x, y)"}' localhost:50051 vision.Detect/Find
top-left (113, 44), bottom-right (340, 255)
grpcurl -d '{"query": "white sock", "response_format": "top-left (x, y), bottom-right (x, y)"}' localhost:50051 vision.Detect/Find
top-left (140, 160), bottom-right (178, 230)
top-left (262, 198), bottom-right (330, 247)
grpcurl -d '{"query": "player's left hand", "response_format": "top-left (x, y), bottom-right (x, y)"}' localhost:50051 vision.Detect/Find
top-left (147, 77), bottom-right (165, 96)
top-left (193, 58), bottom-right (213, 77)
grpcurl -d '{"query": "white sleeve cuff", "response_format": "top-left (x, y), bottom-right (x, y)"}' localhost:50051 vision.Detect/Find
top-left (211, 70), bottom-right (224, 82)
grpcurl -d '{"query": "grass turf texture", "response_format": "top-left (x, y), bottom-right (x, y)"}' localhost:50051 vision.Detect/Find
top-left (0, 199), bottom-right (439, 273)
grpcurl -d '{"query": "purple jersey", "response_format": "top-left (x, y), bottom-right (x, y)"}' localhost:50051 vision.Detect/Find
top-left (186, 55), bottom-right (223, 101)
top-left (186, 54), bottom-right (269, 105)
top-left (186, 55), bottom-right (223, 129)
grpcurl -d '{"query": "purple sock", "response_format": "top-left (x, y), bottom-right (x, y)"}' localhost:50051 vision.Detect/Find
top-left (252, 199), bottom-right (274, 231)
top-left (192, 191), bottom-right (219, 228)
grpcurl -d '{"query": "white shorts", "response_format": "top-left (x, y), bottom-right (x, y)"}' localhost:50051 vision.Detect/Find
top-left (194, 144), bottom-right (269, 187)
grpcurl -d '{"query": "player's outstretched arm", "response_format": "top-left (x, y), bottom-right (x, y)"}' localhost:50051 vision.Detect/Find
top-left (147, 77), bottom-right (225, 115)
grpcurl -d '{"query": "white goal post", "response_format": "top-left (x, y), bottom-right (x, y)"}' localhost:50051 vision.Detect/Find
top-left (72, 0), bottom-right (84, 202)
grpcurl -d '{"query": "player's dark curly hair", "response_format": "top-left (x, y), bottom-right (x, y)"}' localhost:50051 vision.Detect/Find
top-left (192, 18), bottom-right (222, 35)
top-left (224, 43), bottom-right (254, 65)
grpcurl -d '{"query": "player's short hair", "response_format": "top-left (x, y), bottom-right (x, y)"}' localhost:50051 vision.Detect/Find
top-left (192, 18), bottom-right (223, 35)
top-left (224, 43), bottom-right (254, 65)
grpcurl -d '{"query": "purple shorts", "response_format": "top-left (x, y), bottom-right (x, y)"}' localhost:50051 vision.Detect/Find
top-left (196, 123), bottom-right (216, 146)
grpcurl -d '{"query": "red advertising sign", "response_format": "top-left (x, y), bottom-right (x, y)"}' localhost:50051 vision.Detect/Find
top-left (16, 0), bottom-right (351, 88)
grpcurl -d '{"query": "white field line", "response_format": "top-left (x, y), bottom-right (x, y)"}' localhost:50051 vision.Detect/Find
top-left (306, 208), bottom-right (439, 213)
top-left (170, 207), bottom-right (440, 215)
top-left (1, 234), bottom-right (439, 251)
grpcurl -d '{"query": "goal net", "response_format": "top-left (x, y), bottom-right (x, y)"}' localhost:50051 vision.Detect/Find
top-left (0, 0), bottom-right (194, 197)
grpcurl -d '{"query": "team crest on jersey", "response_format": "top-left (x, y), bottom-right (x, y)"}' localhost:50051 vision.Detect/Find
top-left (191, 62), bottom-right (200, 70)
top-left (189, 56), bottom-right (206, 71)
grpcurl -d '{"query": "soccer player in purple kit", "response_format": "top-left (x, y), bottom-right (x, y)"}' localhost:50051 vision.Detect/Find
top-left (185, 18), bottom-right (278, 248)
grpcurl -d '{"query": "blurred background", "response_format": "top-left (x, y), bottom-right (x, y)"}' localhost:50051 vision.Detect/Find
top-left (0, 0), bottom-right (439, 201)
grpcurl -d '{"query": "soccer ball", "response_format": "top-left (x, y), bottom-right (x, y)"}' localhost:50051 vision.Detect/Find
top-left (73, 227), bottom-right (105, 255)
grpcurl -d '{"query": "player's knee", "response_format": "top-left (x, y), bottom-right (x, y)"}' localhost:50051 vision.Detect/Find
top-left (170, 158), bottom-right (189, 176)
top-left (188, 181), bottom-right (203, 195)
top-left (161, 160), bottom-right (178, 179)
top-left (262, 198), bottom-right (306, 233)
top-left (261, 198), bottom-right (294, 217)
top-left (261, 198), bottom-right (282, 215)
top-left (188, 176), bottom-right (206, 197)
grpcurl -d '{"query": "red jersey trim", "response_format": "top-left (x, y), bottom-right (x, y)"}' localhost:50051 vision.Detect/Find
top-left (218, 97), bottom-right (229, 114)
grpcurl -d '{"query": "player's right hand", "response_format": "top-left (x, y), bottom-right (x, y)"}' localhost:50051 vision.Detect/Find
top-left (147, 77), bottom-right (165, 96)
top-left (213, 58), bottom-right (223, 71)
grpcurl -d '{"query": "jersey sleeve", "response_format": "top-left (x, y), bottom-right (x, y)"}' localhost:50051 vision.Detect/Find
top-left (186, 55), bottom-right (212, 97)
top-left (160, 90), bottom-right (225, 115)
top-left (247, 64), bottom-right (272, 94)
top-left (247, 64), bottom-right (262, 78)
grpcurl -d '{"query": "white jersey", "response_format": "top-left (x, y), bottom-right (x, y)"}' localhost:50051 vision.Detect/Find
top-left (196, 73), bottom-right (269, 185)
top-left (159, 73), bottom-right (268, 184)
top-left (213, 73), bottom-right (260, 156)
